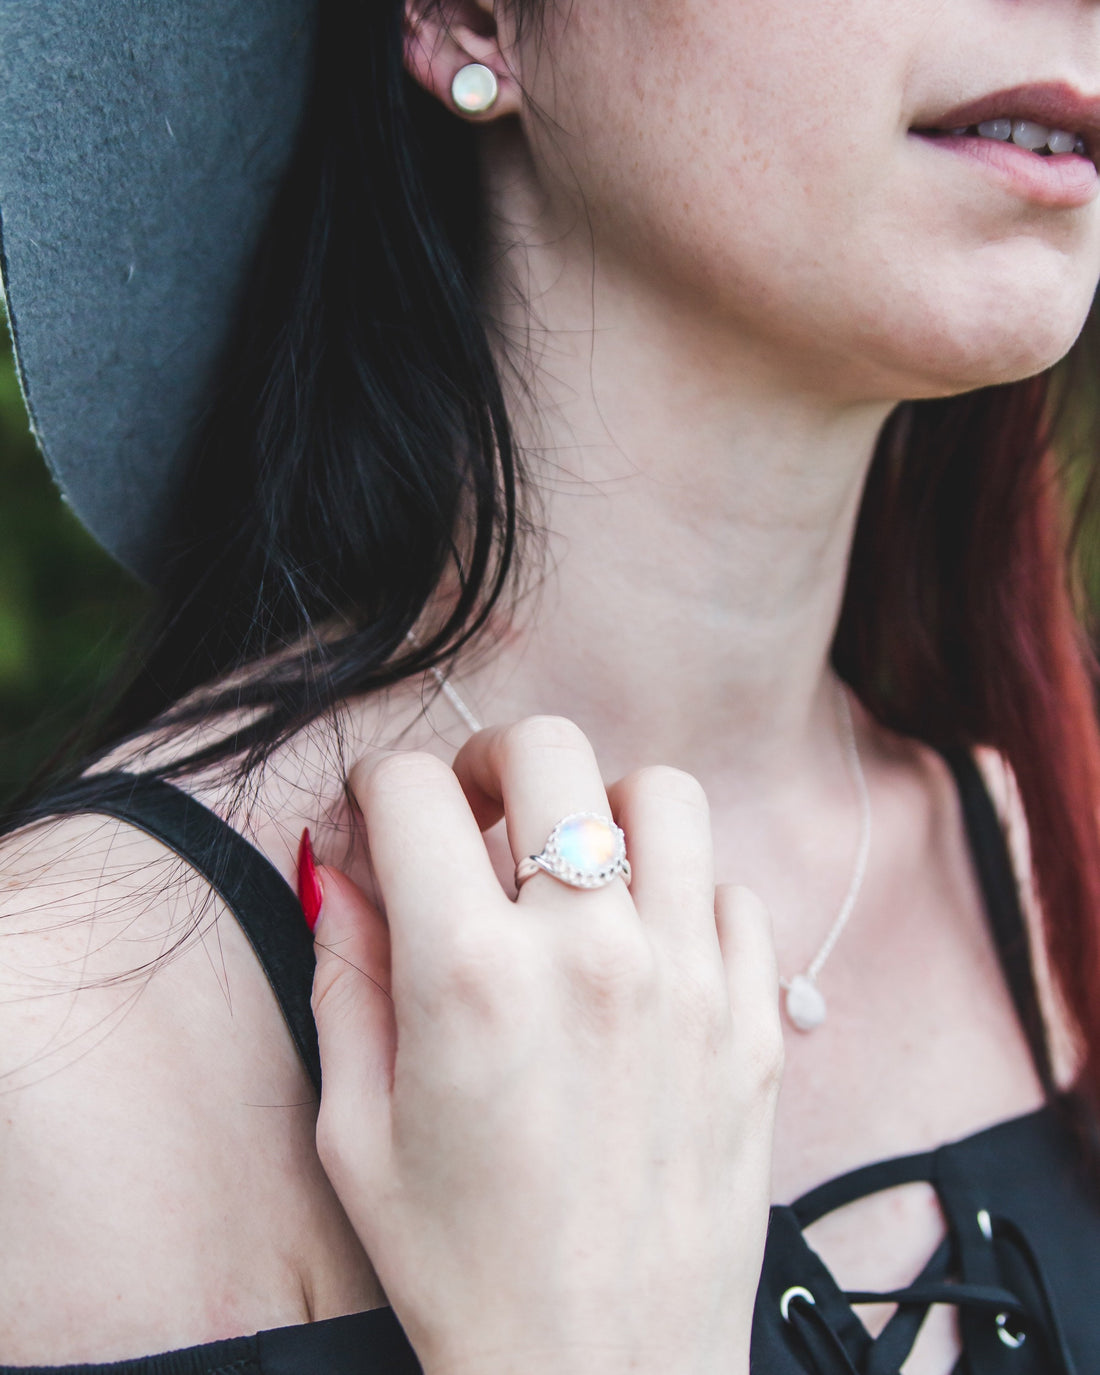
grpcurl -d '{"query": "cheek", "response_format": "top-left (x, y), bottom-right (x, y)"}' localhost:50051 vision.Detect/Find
top-left (521, 0), bottom-right (1100, 397)
top-left (522, 1), bottom-right (909, 307)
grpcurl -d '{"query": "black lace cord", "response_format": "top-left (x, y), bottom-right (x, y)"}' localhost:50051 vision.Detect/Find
top-left (845, 1281), bottom-right (1025, 1315)
top-left (789, 1163), bottom-right (959, 1371)
top-left (783, 1220), bottom-right (1077, 1375)
top-left (786, 1295), bottom-right (863, 1375)
top-left (787, 1278), bottom-right (1029, 1375)
top-left (861, 1236), bottom-right (954, 1375)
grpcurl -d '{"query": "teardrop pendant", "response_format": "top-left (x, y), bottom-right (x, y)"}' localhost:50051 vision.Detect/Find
top-left (785, 974), bottom-right (827, 1033)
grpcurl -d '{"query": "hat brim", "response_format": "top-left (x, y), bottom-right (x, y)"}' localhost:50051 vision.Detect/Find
top-left (0, 0), bottom-right (316, 582)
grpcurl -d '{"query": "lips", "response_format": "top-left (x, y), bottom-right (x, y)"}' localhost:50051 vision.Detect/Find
top-left (911, 82), bottom-right (1100, 166)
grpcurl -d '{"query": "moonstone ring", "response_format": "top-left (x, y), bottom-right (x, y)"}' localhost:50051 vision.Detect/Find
top-left (515, 813), bottom-right (632, 891)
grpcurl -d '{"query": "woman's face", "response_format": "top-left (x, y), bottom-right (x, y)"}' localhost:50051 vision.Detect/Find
top-left (506, 0), bottom-right (1100, 401)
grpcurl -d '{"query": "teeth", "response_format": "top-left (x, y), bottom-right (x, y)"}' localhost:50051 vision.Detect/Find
top-left (1011, 119), bottom-right (1052, 150)
top-left (1047, 129), bottom-right (1078, 154)
top-left (961, 119), bottom-right (1089, 158)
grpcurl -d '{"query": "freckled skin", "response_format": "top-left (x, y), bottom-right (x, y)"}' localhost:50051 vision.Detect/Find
top-left (400, 10), bottom-right (1100, 1369)
top-left (508, 0), bottom-right (1100, 399)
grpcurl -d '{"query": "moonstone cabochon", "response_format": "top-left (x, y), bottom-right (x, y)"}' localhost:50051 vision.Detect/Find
top-left (0, 0), bottom-right (317, 581)
top-left (555, 815), bottom-right (621, 875)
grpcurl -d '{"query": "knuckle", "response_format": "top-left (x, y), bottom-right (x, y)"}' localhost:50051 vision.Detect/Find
top-left (746, 1013), bottom-right (786, 1097)
top-left (660, 956), bottom-right (732, 1057)
top-left (730, 884), bottom-right (772, 929)
top-left (314, 1106), bottom-right (342, 1176)
top-left (628, 764), bottom-right (709, 813)
top-left (567, 922), bottom-right (655, 1009)
top-left (677, 959), bottom-right (733, 1036)
top-left (358, 750), bottom-right (451, 806)
top-left (311, 956), bottom-right (358, 1026)
top-left (314, 1105), bottom-right (362, 1195)
top-left (434, 923), bottom-right (527, 1019)
top-left (501, 715), bottom-right (595, 765)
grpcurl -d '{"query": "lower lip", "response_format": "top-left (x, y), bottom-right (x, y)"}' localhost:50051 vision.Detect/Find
top-left (912, 132), bottom-right (1099, 209)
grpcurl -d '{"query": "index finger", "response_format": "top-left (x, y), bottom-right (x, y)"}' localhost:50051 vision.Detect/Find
top-left (348, 750), bottom-right (504, 966)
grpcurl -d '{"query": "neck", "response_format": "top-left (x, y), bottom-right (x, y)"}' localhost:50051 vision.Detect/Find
top-left (210, 179), bottom-right (905, 964)
top-left (440, 183), bottom-right (895, 800)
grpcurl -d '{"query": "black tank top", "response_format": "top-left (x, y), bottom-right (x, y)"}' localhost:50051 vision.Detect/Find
top-left (1, 753), bottom-right (1097, 1375)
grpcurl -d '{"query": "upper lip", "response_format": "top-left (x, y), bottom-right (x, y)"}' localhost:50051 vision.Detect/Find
top-left (914, 82), bottom-right (1100, 160)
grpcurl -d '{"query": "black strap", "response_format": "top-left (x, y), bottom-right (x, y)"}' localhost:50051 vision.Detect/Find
top-left (11, 771), bottom-right (322, 1095)
top-left (940, 748), bottom-right (1058, 1099)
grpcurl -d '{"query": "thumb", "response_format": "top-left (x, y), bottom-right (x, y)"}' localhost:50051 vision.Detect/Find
top-left (303, 833), bottom-right (395, 1197)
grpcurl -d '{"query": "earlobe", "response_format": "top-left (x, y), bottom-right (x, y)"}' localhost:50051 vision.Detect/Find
top-left (403, 2), bottom-right (519, 121)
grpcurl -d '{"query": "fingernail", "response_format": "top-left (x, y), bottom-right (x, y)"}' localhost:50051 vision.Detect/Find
top-left (297, 828), bottom-right (324, 932)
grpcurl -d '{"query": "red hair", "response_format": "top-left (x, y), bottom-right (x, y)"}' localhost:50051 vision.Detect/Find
top-left (835, 336), bottom-right (1100, 1117)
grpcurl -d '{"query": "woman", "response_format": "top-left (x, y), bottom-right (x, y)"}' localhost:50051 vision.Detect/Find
top-left (1, 0), bottom-right (1099, 1371)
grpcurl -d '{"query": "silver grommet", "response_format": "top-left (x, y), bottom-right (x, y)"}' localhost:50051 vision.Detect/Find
top-left (780, 1286), bottom-right (816, 1322)
top-left (977, 1208), bottom-right (993, 1241)
top-left (995, 1313), bottom-right (1027, 1350)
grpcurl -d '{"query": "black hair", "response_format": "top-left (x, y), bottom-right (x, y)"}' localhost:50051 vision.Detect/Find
top-left (80, 0), bottom-right (533, 783)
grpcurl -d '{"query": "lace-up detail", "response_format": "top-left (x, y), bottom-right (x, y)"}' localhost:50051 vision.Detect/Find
top-left (754, 1123), bottom-right (1084, 1374)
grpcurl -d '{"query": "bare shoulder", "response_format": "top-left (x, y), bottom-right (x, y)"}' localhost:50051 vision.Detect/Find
top-left (0, 810), bottom-right (379, 1364)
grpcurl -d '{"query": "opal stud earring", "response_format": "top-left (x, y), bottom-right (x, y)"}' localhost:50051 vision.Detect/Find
top-left (451, 62), bottom-right (499, 115)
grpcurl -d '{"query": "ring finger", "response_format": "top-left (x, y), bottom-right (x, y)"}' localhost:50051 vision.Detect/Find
top-left (451, 715), bottom-right (632, 911)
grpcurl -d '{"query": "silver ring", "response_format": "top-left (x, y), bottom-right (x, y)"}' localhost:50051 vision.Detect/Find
top-left (515, 812), bottom-right (631, 891)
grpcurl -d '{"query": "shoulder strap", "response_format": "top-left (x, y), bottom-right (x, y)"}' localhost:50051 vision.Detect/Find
top-left (940, 747), bottom-right (1057, 1100)
top-left (12, 771), bottom-right (321, 1094)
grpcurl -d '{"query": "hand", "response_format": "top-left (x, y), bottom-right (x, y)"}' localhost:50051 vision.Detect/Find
top-left (310, 716), bottom-right (783, 1375)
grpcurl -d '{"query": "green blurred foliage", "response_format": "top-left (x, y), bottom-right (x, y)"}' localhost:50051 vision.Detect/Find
top-left (0, 313), bottom-right (149, 803)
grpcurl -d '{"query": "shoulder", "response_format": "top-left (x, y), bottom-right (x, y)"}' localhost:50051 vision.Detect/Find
top-left (0, 810), bottom-right (208, 1084)
top-left (0, 809), bottom-right (330, 1363)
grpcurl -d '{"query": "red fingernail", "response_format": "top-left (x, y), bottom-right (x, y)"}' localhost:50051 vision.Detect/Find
top-left (297, 828), bottom-right (323, 931)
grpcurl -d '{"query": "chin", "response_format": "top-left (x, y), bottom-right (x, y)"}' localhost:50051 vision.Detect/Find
top-left (952, 323), bottom-right (1084, 393)
top-left (868, 286), bottom-right (1096, 399)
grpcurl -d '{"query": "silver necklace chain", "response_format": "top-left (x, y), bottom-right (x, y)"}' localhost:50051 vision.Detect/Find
top-left (424, 658), bottom-right (871, 1034)
top-left (776, 685), bottom-right (872, 1032)
top-left (430, 666), bottom-right (485, 735)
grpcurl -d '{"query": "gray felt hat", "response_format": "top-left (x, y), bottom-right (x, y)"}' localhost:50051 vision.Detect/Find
top-left (0, 0), bottom-right (317, 582)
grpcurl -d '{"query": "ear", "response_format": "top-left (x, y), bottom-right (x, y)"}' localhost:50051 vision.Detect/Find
top-left (404, 1), bottom-right (522, 120)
